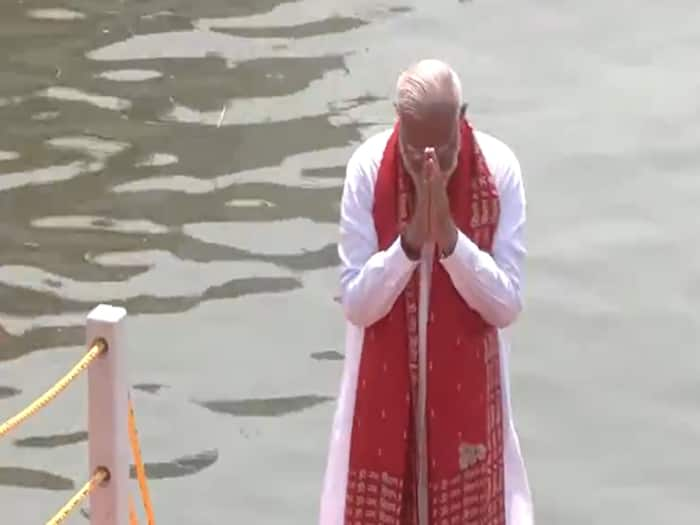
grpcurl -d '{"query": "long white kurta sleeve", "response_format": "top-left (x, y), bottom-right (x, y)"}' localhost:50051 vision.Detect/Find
top-left (440, 142), bottom-right (527, 328)
top-left (337, 129), bottom-right (526, 329)
top-left (338, 133), bottom-right (419, 327)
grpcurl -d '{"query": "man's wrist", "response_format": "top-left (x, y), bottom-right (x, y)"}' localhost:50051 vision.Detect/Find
top-left (438, 222), bottom-right (459, 258)
top-left (400, 234), bottom-right (422, 261)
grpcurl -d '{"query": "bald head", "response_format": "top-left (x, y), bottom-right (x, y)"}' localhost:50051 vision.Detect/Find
top-left (394, 59), bottom-right (463, 122)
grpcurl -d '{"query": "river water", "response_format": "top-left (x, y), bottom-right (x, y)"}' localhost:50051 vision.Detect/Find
top-left (1, 0), bottom-right (699, 523)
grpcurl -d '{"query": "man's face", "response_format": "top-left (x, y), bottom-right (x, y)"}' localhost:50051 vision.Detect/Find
top-left (398, 109), bottom-right (460, 180)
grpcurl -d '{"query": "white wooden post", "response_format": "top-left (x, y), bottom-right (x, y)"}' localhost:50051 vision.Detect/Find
top-left (86, 304), bottom-right (129, 525)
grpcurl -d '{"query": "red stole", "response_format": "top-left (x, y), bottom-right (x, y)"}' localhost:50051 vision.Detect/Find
top-left (343, 119), bottom-right (505, 524)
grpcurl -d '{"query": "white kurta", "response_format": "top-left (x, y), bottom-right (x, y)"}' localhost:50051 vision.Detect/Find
top-left (320, 128), bottom-right (534, 525)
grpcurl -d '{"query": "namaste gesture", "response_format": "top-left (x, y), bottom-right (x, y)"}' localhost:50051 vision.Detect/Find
top-left (401, 146), bottom-right (459, 259)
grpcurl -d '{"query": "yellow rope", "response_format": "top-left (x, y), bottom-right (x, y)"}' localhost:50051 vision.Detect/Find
top-left (0, 339), bottom-right (107, 438)
top-left (0, 338), bottom-right (157, 524)
top-left (45, 467), bottom-right (109, 525)
top-left (128, 396), bottom-right (156, 525)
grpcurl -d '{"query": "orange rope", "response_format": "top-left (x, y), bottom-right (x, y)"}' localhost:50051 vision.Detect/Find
top-left (128, 395), bottom-right (156, 525)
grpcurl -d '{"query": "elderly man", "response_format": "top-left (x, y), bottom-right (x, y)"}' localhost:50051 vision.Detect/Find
top-left (320, 59), bottom-right (533, 525)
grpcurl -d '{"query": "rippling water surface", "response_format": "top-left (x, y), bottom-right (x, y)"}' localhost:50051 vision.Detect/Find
top-left (1, 1), bottom-right (699, 523)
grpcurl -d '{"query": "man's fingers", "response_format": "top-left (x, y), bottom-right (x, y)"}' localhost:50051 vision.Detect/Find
top-left (422, 147), bottom-right (438, 178)
top-left (426, 154), bottom-right (439, 178)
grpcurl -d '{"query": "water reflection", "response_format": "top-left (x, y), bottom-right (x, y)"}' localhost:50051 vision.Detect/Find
top-left (0, 151), bottom-right (20, 161)
top-left (135, 152), bottom-right (178, 167)
top-left (26, 9), bottom-right (86, 21)
top-left (310, 351), bottom-right (343, 361)
top-left (183, 218), bottom-right (337, 255)
top-left (133, 383), bottom-right (170, 394)
top-left (0, 467), bottom-right (74, 491)
top-left (0, 161), bottom-right (100, 192)
top-left (0, 386), bottom-right (21, 399)
top-left (212, 16), bottom-right (367, 39)
top-left (0, 276), bottom-right (301, 362)
top-left (32, 216), bottom-right (169, 235)
top-left (0, 325), bottom-right (84, 363)
top-left (130, 449), bottom-right (218, 480)
top-left (98, 69), bottom-right (163, 82)
top-left (14, 431), bottom-right (88, 449)
top-left (39, 86), bottom-right (132, 111)
top-left (196, 395), bottom-right (333, 417)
